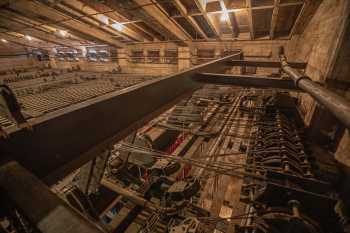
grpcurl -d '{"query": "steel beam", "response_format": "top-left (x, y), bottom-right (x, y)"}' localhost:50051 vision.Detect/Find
top-left (194, 73), bottom-right (300, 90)
top-left (226, 60), bottom-right (307, 69)
top-left (0, 53), bottom-right (240, 185)
top-left (0, 160), bottom-right (105, 233)
top-left (279, 47), bottom-right (350, 129)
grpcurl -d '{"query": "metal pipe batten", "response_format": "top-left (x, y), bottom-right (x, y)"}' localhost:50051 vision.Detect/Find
top-left (0, 160), bottom-right (106, 233)
top-left (101, 179), bottom-right (179, 213)
top-left (101, 179), bottom-right (149, 208)
top-left (193, 73), bottom-right (300, 91)
top-left (279, 47), bottom-right (350, 129)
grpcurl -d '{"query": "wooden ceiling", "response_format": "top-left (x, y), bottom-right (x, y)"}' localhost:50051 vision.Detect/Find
top-left (0, 0), bottom-right (315, 51)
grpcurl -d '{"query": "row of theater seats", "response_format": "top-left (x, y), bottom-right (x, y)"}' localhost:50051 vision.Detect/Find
top-left (0, 116), bottom-right (15, 128)
top-left (0, 66), bottom-right (46, 76)
top-left (19, 79), bottom-right (116, 117)
top-left (1, 66), bottom-right (82, 84)
top-left (0, 67), bottom-right (158, 128)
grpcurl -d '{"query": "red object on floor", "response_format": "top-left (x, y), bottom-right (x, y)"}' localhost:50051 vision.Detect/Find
top-left (176, 164), bottom-right (192, 180)
top-left (166, 133), bottom-right (187, 154)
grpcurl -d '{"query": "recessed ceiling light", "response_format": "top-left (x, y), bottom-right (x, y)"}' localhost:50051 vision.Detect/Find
top-left (1, 38), bottom-right (8, 43)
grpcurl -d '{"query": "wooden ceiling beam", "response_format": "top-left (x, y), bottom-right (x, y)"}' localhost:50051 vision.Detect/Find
top-left (187, 1), bottom-right (303, 16)
top-left (61, 0), bottom-right (146, 42)
top-left (193, 0), bottom-right (221, 38)
top-left (173, 0), bottom-right (209, 40)
top-left (78, 0), bottom-right (154, 41)
top-left (103, 0), bottom-right (173, 41)
top-left (133, 0), bottom-right (191, 44)
top-left (8, 0), bottom-right (125, 48)
top-left (53, 2), bottom-right (132, 42)
top-left (0, 8), bottom-right (88, 45)
top-left (0, 32), bottom-right (56, 50)
top-left (270, 0), bottom-right (280, 39)
top-left (0, 14), bottom-right (75, 48)
top-left (246, 0), bottom-right (255, 40)
top-left (0, 43), bottom-right (26, 55)
top-left (1, 9), bottom-right (98, 46)
top-left (219, 0), bottom-right (238, 37)
top-left (231, 12), bottom-right (240, 37)
top-left (289, 1), bottom-right (307, 38)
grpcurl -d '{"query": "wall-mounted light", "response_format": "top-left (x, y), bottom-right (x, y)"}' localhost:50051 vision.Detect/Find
top-left (111, 23), bottom-right (124, 32)
top-left (1, 38), bottom-right (8, 43)
top-left (25, 35), bottom-right (32, 41)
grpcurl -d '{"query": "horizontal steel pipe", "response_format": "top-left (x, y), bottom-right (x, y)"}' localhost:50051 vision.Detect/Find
top-left (101, 179), bottom-right (178, 213)
top-left (279, 49), bottom-right (350, 129)
top-left (193, 73), bottom-right (300, 91)
top-left (101, 179), bottom-right (149, 207)
top-left (226, 60), bottom-right (307, 69)
top-left (0, 160), bottom-right (105, 233)
top-left (0, 52), bottom-right (240, 184)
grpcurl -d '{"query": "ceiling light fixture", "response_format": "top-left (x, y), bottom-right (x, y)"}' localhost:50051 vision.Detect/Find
top-left (220, 12), bottom-right (229, 22)
top-left (25, 35), bottom-right (32, 41)
top-left (112, 23), bottom-right (124, 31)
top-left (231, 9), bottom-right (242, 13)
top-left (58, 30), bottom-right (68, 37)
top-left (99, 15), bottom-right (109, 25)
top-left (1, 38), bottom-right (8, 43)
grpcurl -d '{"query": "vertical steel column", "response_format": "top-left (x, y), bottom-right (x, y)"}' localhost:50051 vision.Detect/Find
top-left (279, 47), bottom-right (350, 129)
top-left (0, 160), bottom-right (105, 233)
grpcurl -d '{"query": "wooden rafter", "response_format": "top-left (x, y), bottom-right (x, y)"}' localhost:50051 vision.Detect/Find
top-left (173, 0), bottom-right (208, 40)
top-left (0, 33), bottom-right (55, 50)
top-left (61, 0), bottom-right (147, 42)
top-left (270, 0), bottom-right (280, 39)
top-left (246, 0), bottom-right (255, 40)
top-left (219, 0), bottom-right (238, 37)
top-left (188, 1), bottom-right (303, 16)
top-left (101, 0), bottom-right (157, 40)
top-left (0, 0), bottom-right (308, 46)
top-left (193, 0), bottom-right (221, 38)
top-left (134, 0), bottom-right (191, 44)
top-left (9, 0), bottom-right (125, 47)
top-left (219, 1), bottom-right (232, 31)
top-left (0, 7), bottom-right (88, 44)
top-left (0, 13), bottom-right (76, 47)
top-left (51, 2), bottom-right (132, 43)
top-left (103, 0), bottom-right (178, 41)
top-left (53, 3), bottom-right (129, 40)
top-left (289, 1), bottom-right (307, 38)
top-left (78, 0), bottom-right (155, 41)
